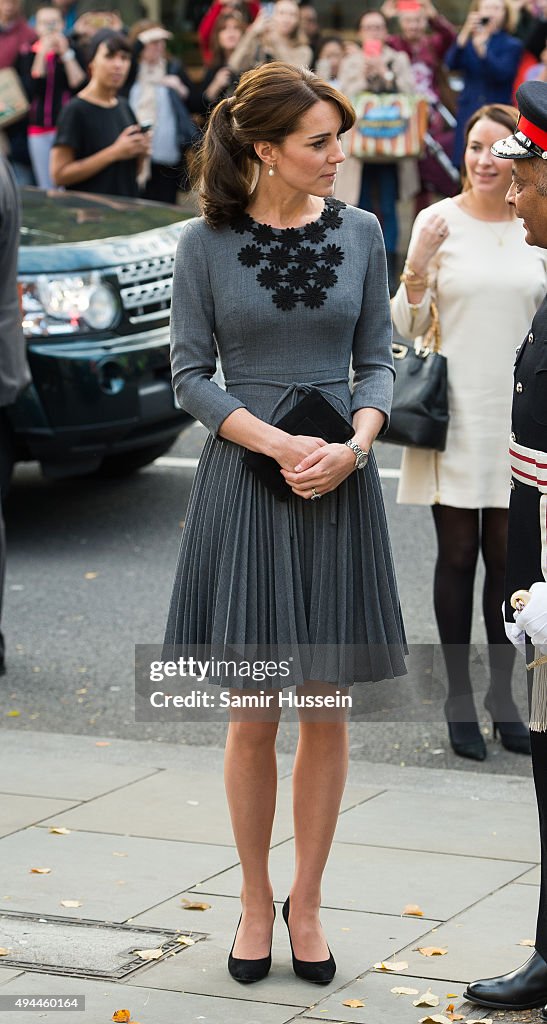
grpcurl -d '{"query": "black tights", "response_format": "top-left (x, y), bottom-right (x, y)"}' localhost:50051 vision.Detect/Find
top-left (432, 505), bottom-right (516, 715)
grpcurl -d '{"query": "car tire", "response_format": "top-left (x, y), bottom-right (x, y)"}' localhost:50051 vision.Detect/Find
top-left (95, 440), bottom-right (176, 478)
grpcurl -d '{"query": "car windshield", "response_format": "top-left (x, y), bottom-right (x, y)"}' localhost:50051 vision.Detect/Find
top-left (19, 188), bottom-right (188, 247)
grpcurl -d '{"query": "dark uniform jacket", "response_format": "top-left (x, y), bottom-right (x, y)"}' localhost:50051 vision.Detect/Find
top-left (505, 293), bottom-right (547, 615)
top-left (0, 158), bottom-right (29, 409)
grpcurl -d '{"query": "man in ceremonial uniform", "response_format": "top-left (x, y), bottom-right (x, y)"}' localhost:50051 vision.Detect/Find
top-left (466, 81), bottom-right (547, 1017)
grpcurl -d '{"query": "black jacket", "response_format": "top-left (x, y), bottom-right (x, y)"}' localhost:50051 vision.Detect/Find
top-left (505, 293), bottom-right (547, 614)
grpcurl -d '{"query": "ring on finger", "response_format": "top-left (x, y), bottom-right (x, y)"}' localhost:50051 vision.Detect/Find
top-left (310, 486), bottom-right (322, 501)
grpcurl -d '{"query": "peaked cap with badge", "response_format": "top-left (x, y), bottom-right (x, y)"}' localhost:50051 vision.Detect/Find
top-left (491, 80), bottom-right (547, 160)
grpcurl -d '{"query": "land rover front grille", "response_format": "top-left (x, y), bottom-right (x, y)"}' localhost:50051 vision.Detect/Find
top-left (116, 254), bottom-right (175, 326)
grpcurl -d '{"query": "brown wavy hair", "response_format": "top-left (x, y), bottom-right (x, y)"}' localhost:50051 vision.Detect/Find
top-left (193, 61), bottom-right (355, 228)
top-left (461, 103), bottom-right (518, 189)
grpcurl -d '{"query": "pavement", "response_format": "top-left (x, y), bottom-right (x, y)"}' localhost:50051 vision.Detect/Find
top-left (0, 728), bottom-right (543, 1024)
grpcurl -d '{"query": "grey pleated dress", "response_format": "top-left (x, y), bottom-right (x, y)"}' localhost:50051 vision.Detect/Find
top-left (164, 197), bottom-right (406, 687)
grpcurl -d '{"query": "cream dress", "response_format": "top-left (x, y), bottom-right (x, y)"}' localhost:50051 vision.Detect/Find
top-left (391, 197), bottom-right (547, 508)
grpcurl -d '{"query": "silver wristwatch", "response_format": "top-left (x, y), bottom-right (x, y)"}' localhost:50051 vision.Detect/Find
top-left (345, 439), bottom-right (369, 470)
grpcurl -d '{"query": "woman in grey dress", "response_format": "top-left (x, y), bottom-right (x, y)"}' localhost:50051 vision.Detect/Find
top-left (165, 61), bottom-right (406, 985)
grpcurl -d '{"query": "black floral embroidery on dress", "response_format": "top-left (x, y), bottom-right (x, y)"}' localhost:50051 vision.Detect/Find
top-left (232, 197), bottom-right (346, 312)
top-left (273, 286), bottom-right (299, 311)
top-left (302, 285), bottom-right (327, 309)
top-left (257, 266), bottom-right (283, 290)
top-left (238, 243), bottom-right (263, 268)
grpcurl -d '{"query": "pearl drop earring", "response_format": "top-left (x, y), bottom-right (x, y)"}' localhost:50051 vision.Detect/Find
top-left (268, 164), bottom-right (275, 177)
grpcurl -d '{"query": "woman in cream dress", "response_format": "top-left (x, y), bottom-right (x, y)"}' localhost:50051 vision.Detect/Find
top-left (392, 103), bottom-right (546, 761)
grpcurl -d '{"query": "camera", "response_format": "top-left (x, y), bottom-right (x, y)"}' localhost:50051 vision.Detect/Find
top-left (478, 16), bottom-right (490, 25)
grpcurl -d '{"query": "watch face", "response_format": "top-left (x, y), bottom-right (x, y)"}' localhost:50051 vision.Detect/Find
top-left (356, 453), bottom-right (368, 470)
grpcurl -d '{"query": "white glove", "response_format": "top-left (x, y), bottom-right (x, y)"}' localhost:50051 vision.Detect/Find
top-left (503, 601), bottom-right (526, 655)
top-left (515, 582), bottom-right (547, 652)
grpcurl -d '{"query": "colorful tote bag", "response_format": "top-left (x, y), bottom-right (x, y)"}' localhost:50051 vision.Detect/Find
top-left (346, 92), bottom-right (429, 161)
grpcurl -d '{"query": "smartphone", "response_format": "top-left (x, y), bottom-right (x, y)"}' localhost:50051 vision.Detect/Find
top-left (140, 121), bottom-right (153, 134)
top-left (363, 38), bottom-right (382, 57)
top-left (396, 0), bottom-right (422, 11)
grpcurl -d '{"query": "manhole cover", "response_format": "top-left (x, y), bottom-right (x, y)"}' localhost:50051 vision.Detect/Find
top-left (0, 912), bottom-right (206, 980)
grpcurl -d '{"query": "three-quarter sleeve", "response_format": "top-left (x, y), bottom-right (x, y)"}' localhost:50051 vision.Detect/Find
top-left (350, 214), bottom-right (395, 432)
top-left (170, 221), bottom-right (247, 436)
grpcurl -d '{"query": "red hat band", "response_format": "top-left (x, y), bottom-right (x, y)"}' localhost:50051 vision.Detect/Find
top-left (518, 114), bottom-right (547, 154)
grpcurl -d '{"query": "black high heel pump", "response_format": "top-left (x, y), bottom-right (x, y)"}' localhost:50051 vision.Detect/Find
top-left (444, 698), bottom-right (487, 761)
top-left (228, 902), bottom-right (275, 983)
top-left (484, 695), bottom-right (531, 755)
top-left (282, 895), bottom-right (336, 985)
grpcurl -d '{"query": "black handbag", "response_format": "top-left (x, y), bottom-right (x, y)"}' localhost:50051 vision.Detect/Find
top-left (241, 387), bottom-right (354, 501)
top-left (383, 299), bottom-right (449, 451)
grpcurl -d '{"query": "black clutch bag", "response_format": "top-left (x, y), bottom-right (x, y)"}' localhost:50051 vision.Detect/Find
top-left (241, 387), bottom-right (354, 501)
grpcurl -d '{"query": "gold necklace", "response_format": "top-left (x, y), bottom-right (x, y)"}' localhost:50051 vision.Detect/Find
top-left (482, 220), bottom-right (513, 246)
top-left (461, 192), bottom-right (514, 246)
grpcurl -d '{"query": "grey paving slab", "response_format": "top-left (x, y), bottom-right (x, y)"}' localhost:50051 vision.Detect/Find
top-left (0, 968), bottom-right (24, 987)
top-left (302, 973), bottom-right (467, 1023)
top-left (196, 839), bottom-right (531, 920)
top-left (394, 881), bottom-right (540, 982)
top-left (0, 972), bottom-right (303, 1024)
top-left (335, 789), bottom-right (541, 863)
top-left (0, 829), bottom-right (238, 922)
top-left (0, 795), bottom-right (77, 839)
top-left (39, 773), bottom-right (382, 846)
top-left (128, 893), bottom-right (433, 1004)
top-left (518, 865), bottom-right (541, 884)
top-left (0, 750), bottom-right (160, 800)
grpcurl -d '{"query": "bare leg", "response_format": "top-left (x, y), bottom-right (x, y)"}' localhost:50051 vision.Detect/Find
top-left (224, 692), bottom-right (281, 958)
top-left (287, 681), bottom-right (350, 959)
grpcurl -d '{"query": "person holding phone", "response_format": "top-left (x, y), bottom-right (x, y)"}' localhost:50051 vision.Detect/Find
top-left (127, 22), bottom-right (200, 204)
top-left (335, 9), bottom-right (417, 292)
top-left (51, 28), bottom-right (150, 198)
top-left (18, 4), bottom-right (85, 188)
top-left (445, 0), bottom-right (522, 168)
top-left (228, 0), bottom-right (313, 73)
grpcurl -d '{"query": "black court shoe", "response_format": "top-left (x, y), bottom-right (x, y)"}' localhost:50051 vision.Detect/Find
top-left (444, 699), bottom-right (487, 761)
top-left (464, 951), bottom-right (547, 1010)
top-left (484, 695), bottom-right (531, 755)
top-left (282, 895), bottom-right (336, 985)
top-left (228, 902), bottom-right (275, 983)
top-left (542, 1004), bottom-right (547, 1021)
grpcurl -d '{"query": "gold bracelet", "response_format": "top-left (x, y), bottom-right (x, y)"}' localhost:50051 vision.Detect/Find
top-left (400, 272), bottom-right (429, 289)
top-left (401, 262), bottom-right (429, 288)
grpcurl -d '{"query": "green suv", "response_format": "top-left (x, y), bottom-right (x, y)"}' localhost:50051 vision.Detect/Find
top-left (10, 188), bottom-right (192, 478)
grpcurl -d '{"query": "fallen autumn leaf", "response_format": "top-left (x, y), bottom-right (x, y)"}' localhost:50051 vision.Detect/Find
top-left (391, 987), bottom-right (419, 996)
top-left (112, 1012), bottom-right (131, 1023)
top-left (416, 946), bottom-right (448, 957)
top-left (133, 947), bottom-right (164, 960)
top-left (402, 903), bottom-right (424, 917)
top-left (414, 989), bottom-right (440, 1008)
top-left (48, 827), bottom-right (70, 835)
top-left (30, 867), bottom-right (51, 874)
top-left (342, 999), bottom-right (365, 1008)
top-left (181, 899), bottom-right (211, 910)
top-left (60, 900), bottom-right (82, 908)
top-left (373, 960), bottom-right (409, 972)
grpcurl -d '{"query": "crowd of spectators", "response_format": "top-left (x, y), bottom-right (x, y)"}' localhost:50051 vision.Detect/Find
top-left (0, 0), bottom-right (545, 225)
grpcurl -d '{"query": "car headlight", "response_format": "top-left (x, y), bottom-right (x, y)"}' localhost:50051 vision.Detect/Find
top-left (20, 272), bottom-right (121, 337)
